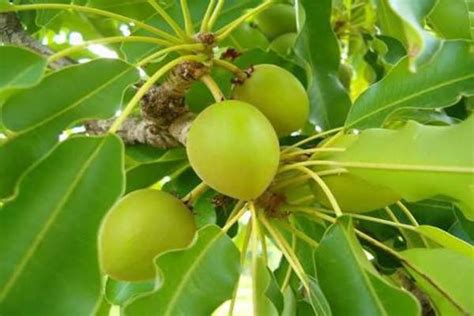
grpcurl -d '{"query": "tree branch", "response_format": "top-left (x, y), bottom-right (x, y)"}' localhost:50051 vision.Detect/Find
top-left (0, 12), bottom-right (73, 69)
top-left (1, 13), bottom-right (208, 149)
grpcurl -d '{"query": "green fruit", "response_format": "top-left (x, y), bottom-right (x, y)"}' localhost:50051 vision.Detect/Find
top-left (269, 32), bottom-right (297, 55)
top-left (232, 64), bottom-right (309, 136)
top-left (255, 4), bottom-right (297, 40)
top-left (98, 189), bottom-right (196, 281)
top-left (230, 23), bottom-right (269, 50)
top-left (186, 100), bottom-right (279, 200)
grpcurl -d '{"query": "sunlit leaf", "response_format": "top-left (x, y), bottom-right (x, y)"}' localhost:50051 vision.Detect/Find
top-left (415, 225), bottom-right (474, 258)
top-left (315, 218), bottom-right (420, 316)
top-left (0, 59), bottom-right (138, 199)
top-left (124, 225), bottom-right (241, 316)
top-left (105, 278), bottom-right (154, 306)
top-left (253, 255), bottom-right (283, 316)
top-left (346, 40), bottom-right (474, 129)
top-left (0, 46), bottom-right (46, 101)
top-left (429, 0), bottom-right (472, 40)
top-left (0, 135), bottom-right (124, 315)
top-left (374, 0), bottom-right (441, 70)
top-left (295, 0), bottom-right (351, 129)
top-left (401, 248), bottom-right (474, 315)
top-left (337, 118), bottom-right (474, 219)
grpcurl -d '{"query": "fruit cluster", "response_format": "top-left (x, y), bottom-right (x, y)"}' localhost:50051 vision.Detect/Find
top-left (99, 63), bottom-right (309, 281)
top-left (254, 3), bottom-right (298, 56)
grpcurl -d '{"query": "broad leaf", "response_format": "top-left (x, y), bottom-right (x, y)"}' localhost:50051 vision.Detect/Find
top-left (124, 225), bottom-right (241, 316)
top-left (88, 0), bottom-right (157, 21)
top-left (35, 0), bottom-right (87, 28)
top-left (0, 135), bottom-right (124, 315)
top-left (307, 276), bottom-right (332, 316)
top-left (125, 147), bottom-right (188, 193)
top-left (401, 248), bottom-right (474, 315)
top-left (253, 255), bottom-right (283, 316)
top-left (295, 0), bottom-right (351, 129)
top-left (345, 40), bottom-right (474, 129)
top-left (335, 118), bottom-right (474, 219)
top-left (429, 0), bottom-right (472, 40)
top-left (315, 218), bottom-right (420, 316)
top-left (388, 0), bottom-right (440, 70)
top-left (0, 46), bottom-right (46, 102)
top-left (105, 278), bottom-right (154, 306)
top-left (0, 59), bottom-right (138, 199)
top-left (415, 225), bottom-right (474, 258)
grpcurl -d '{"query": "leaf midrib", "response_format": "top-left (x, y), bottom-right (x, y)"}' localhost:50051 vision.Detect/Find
top-left (10, 67), bottom-right (134, 135)
top-left (162, 227), bottom-right (226, 316)
top-left (340, 227), bottom-right (388, 316)
top-left (347, 73), bottom-right (474, 127)
top-left (0, 138), bottom-right (107, 302)
top-left (2, 59), bottom-right (45, 90)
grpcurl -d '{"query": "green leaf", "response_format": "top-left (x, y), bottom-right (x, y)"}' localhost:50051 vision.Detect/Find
top-left (253, 255), bottom-right (283, 316)
top-left (336, 118), bottom-right (474, 219)
top-left (88, 0), bottom-right (156, 21)
top-left (0, 59), bottom-right (138, 199)
top-left (429, 0), bottom-right (472, 40)
top-left (307, 276), bottom-right (332, 316)
top-left (388, 0), bottom-right (441, 69)
top-left (0, 46), bottom-right (46, 102)
top-left (126, 159), bottom-right (188, 193)
top-left (345, 40), bottom-right (474, 129)
top-left (35, 0), bottom-right (87, 28)
top-left (315, 218), bottom-right (420, 316)
top-left (0, 135), bottom-right (124, 315)
top-left (401, 199), bottom-right (457, 231)
top-left (295, 0), bottom-right (351, 129)
top-left (93, 296), bottom-right (112, 316)
top-left (105, 278), bottom-right (154, 306)
top-left (416, 225), bottom-right (474, 258)
top-left (282, 287), bottom-right (297, 316)
top-left (124, 225), bottom-right (241, 316)
top-left (401, 248), bottom-right (474, 315)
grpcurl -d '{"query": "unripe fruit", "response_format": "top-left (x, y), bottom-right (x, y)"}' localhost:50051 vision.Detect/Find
top-left (98, 189), bottom-right (196, 281)
top-left (254, 4), bottom-right (297, 40)
top-left (231, 23), bottom-right (269, 50)
top-left (232, 64), bottom-right (309, 136)
top-left (186, 100), bottom-right (279, 200)
top-left (269, 32), bottom-right (297, 55)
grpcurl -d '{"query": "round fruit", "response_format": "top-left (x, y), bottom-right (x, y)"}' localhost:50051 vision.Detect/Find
top-left (254, 4), bottom-right (297, 40)
top-left (230, 23), bottom-right (269, 50)
top-left (269, 32), bottom-right (297, 55)
top-left (232, 64), bottom-right (309, 136)
top-left (98, 189), bottom-right (196, 281)
top-left (186, 100), bottom-right (279, 200)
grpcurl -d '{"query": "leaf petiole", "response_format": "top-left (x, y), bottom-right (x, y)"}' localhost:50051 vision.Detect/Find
top-left (215, 1), bottom-right (274, 41)
top-left (147, 0), bottom-right (188, 40)
top-left (47, 36), bottom-right (174, 63)
top-left (3, 4), bottom-right (180, 43)
top-left (201, 75), bottom-right (225, 102)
